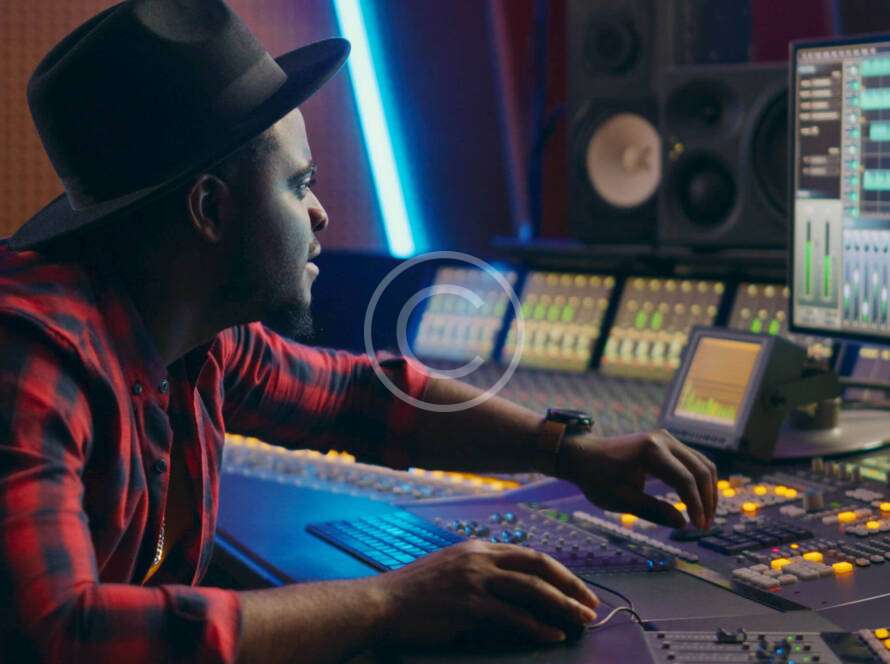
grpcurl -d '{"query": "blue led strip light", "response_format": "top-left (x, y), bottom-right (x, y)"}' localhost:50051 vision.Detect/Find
top-left (332, 0), bottom-right (419, 257)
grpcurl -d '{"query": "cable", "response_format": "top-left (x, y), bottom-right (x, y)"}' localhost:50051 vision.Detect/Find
top-left (582, 578), bottom-right (636, 611)
top-left (586, 605), bottom-right (644, 630)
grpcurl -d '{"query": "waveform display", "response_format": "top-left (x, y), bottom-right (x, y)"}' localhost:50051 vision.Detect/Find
top-left (862, 169), bottom-right (890, 191)
top-left (674, 337), bottom-right (762, 427)
top-left (862, 57), bottom-right (890, 77)
top-left (861, 88), bottom-right (890, 110)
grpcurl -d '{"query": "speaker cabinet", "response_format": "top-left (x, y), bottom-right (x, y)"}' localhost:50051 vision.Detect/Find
top-left (567, 0), bottom-right (675, 245)
top-left (658, 62), bottom-right (789, 250)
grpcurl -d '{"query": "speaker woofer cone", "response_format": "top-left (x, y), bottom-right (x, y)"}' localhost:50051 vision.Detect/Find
top-left (584, 112), bottom-right (661, 209)
top-left (670, 153), bottom-right (736, 227)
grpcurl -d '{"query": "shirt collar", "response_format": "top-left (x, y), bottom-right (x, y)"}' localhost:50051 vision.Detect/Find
top-left (87, 254), bottom-right (213, 399)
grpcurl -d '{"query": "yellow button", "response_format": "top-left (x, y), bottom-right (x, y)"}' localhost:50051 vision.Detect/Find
top-left (832, 561), bottom-right (854, 574)
top-left (874, 627), bottom-right (889, 639)
top-left (784, 488), bottom-right (798, 499)
top-left (867, 520), bottom-right (881, 530)
top-left (884, 637), bottom-right (890, 651)
top-left (620, 514), bottom-right (638, 526)
top-left (722, 488), bottom-right (737, 498)
top-left (774, 485), bottom-right (788, 496)
top-left (771, 558), bottom-right (791, 570)
top-left (742, 502), bottom-right (758, 513)
top-left (881, 502), bottom-right (890, 513)
top-left (803, 551), bottom-right (824, 563)
top-left (790, 543), bottom-right (799, 550)
top-left (837, 511), bottom-right (858, 524)
top-left (717, 480), bottom-right (730, 490)
top-left (753, 485), bottom-right (768, 496)
top-left (674, 502), bottom-right (687, 512)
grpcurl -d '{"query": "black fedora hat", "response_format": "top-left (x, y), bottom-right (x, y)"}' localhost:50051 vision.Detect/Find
top-left (9, 0), bottom-right (350, 251)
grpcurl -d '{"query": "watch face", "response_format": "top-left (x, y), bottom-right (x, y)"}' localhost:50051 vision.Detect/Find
top-left (546, 408), bottom-right (594, 430)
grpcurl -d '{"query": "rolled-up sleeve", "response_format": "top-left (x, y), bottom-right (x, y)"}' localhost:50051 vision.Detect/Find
top-left (220, 322), bottom-right (430, 468)
top-left (0, 324), bottom-right (241, 664)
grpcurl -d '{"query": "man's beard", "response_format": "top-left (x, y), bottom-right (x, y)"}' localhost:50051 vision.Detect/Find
top-left (261, 299), bottom-right (315, 342)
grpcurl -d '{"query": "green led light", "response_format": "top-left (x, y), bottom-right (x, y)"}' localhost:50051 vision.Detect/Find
top-left (751, 319), bottom-right (763, 333)
top-left (547, 304), bottom-right (560, 322)
top-left (534, 303), bottom-right (547, 320)
top-left (651, 311), bottom-right (663, 330)
top-left (634, 311), bottom-right (648, 330)
top-left (561, 305), bottom-right (575, 322)
top-left (520, 303), bottom-right (531, 319)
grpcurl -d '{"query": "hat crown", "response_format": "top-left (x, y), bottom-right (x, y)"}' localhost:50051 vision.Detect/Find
top-left (28, 0), bottom-right (286, 209)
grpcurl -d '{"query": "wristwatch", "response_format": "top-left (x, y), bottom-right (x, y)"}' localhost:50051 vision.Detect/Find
top-left (536, 408), bottom-right (594, 475)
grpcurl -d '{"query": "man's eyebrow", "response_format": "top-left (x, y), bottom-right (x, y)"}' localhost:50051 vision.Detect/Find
top-left (286, 161), bottom-right (317, 188)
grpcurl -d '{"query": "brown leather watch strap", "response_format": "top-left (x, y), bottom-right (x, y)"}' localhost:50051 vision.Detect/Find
top-left (536, 418), bottom-right (567, 475)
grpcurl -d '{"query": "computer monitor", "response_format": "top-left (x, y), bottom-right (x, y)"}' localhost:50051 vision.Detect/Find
top-left (790, 33), bottom-right (890, 344)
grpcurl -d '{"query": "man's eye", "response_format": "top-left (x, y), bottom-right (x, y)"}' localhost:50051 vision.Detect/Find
top-left (292, 177), bottom-right (317, 200)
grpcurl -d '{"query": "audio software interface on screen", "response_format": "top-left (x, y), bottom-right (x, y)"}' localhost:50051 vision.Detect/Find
top-left (793, 39), bottom-right (890, 340)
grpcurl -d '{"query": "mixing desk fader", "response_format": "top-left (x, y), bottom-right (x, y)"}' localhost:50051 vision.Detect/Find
top-left (601, 277), bottom-right (724, 381)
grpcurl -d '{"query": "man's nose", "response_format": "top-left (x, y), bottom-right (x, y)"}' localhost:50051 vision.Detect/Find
top-left (308, 191), bottom-right (329, 233)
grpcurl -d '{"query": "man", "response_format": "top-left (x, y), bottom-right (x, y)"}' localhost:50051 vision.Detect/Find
top-left (0, 1), bottom-right (717, 662)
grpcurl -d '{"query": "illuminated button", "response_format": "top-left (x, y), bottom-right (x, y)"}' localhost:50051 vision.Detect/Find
top-left (867, 520), bottom-right (882, 530)
top-left (717, 480), bottom-right (730, 490)
top-left (771, 558), bottom-right (792, 570)
top-left (837, 511), bottom-right (858, 524)
top-left (884, 637), bottom-right (890, 651)
top-left (875, 628), bottom-right (889, 639)
top-left (742, 502), bottom-right (759, 514)
top-left (832, 561), bottom-right (854, 574)
top-left (674, 502), bottom-right (687, 512)
top-left (774, 486), bottom-right (789, 496)
top-left (722, 488), bottom-right (737, 498)
top-left (790, 543), bottom-right (799, 550)
top-left (753, 485), bottom-right (768, 496)
top-left (785, 488), bottom-right (798, 499)
top-left (620, 514), bottom-right (638, 526)
top-left (803, 551), bottom-right (824, 563)
top-left (881, 502), bottom-right (890, 513)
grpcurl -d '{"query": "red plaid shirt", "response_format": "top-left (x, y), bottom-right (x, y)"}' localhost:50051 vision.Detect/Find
top-left (0, 240), bottom-right (428, 663)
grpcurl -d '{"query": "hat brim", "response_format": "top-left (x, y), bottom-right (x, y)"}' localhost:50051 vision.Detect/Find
top-left (9, 37), bottom-right (350, 251)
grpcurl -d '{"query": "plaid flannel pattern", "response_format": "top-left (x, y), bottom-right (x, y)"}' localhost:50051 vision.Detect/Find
top-left (0, 240), bottom-right (428, 663)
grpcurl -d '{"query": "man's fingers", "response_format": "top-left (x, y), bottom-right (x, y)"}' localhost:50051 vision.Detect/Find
top-left (479, 598), bottom-right (569, 644)
top-left (668, 440), bottom-right (718, 526)
top-left (487, 570), bottom-right (596, 630)
top-left (643, 437), bottom-right (707, 528)
top-left (492, 545), bottom-right (599, 609)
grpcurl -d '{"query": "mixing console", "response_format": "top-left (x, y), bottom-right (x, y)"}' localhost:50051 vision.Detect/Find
top-left (501, 271), bottom-right (614, 371)
top-left (530, 455), bottom-right (890, 618)
top-left (222, 435), bottom-right (526, 501)
top-left (412, 266), bottom-right (516, 362)
top-left (600, 277), bottom-right (724, 381)
top-left (728, 281), bottom-right (833, 360)
top-left (645, 628), bottom-right (886, 663)
top-left (450, 362), bottom-right (664, 437)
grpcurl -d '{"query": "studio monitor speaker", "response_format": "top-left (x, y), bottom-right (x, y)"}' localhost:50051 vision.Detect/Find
top-left (658, 62), bottom-right (789, 250)
top-left (567, 0), bottom-right (675, 245)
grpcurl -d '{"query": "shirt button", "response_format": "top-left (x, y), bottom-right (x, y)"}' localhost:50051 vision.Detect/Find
top-left (159, 378), bottom-right (169, 394)
top-left (152, 458), bottom-right (167, 474)
top-left (132, 382), bottom-right (144, 396)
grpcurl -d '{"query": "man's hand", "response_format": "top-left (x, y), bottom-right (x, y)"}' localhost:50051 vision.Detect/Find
top-left (556, 429), bottom-right (718, 530)
top-left (371, 539), bottom-right (599, 648)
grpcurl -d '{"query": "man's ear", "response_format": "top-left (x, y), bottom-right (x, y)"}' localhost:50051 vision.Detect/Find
top-left (185, 174), bottom-right (233, 244)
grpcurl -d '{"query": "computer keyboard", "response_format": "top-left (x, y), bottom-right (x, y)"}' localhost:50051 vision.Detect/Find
top-left (306, 510), bottom-right (464, 571)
